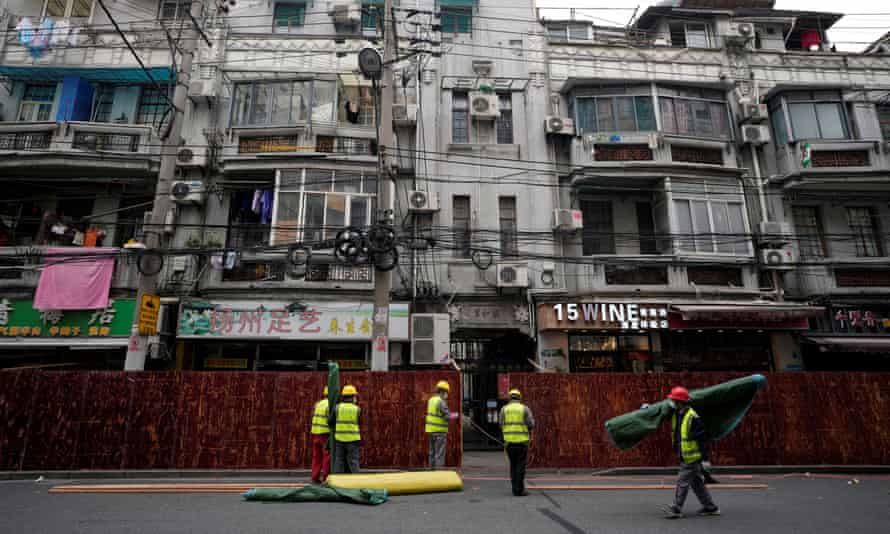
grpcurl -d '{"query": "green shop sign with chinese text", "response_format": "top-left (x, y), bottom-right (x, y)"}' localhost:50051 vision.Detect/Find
top-left (0, 298), bottom-right (135, 339)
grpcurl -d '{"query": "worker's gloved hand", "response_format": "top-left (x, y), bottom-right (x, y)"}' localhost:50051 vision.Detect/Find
top-left (448, 413), bottom-right (460, 420)
top-left (640, 403), bottom-right (650, 410)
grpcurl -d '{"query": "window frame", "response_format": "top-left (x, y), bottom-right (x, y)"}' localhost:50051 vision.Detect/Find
top-left (91, 84), bottom-right (115, 123)
top-left (580, 199), bottom-right (616, 255)
top-left (271, 169), bottom-right (377, 247)
top-left (43, 0), bottom-right (94, 20)
top-left (273, 2), bottom-right (307, 33)
top-left (671, 192), bottom-right (750, 256)
top-left (158, 0), bottom-right (192, 21)
top-left (362, 3), bottom-right (381, 32)
top-left (669, 21), bottom-right (713, 48)
top-left (441, 6), bottom-right (473, 35)
top-left (18, 83), bottom-right (57, 122)
top-left (452, 91), bottom-right (470, 144)
top-left (657, 86), bottom-right (731, 140)
top-left (773, 91), bottom-right (851, 142)
top-left (229, 79), bottom-right (334, 127)
top-left (574, 94), bottom-right (656, 135)
top-left (876, 103), bottom-right (890, 141)
top-left (498, 196), bottom-right (518, 258)
top-left (846, 206), bottom-right (884, 258)
top-left (791, 205), bottom-right (828, 259)
top-left (453, 195), bottom-right (472, 258)
top-left (495, 92), bottom-right (513, 144)
top-left (135, 85), bottom-right (171, 127)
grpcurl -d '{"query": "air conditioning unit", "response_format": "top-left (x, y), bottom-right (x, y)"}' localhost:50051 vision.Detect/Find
top-left (726, 22), bottom-right (756, 44)
top-left (408, 190), bottom-right (440, 212)
top-left (741, 124), bottom-right (771, 145)
top-left (741, 103), bottom-right (768, 123)
top-left (758, 221), bottom-right (792, 247)
top-left (176, 147), bottom-right (208, 168)
top-left (760, 247), bottom-right (796, 271)
top-left (170, 180), bottom-right (206, 205)
top-left (496, 262), bottom-right (529, 288)
top-left (393, 104), bottom-right (418, 126)
top-left (187, 79), bottom-right (219, 102)
top-left (469, 92), bottom-right (499, 119)
top-left (410, 313), bottom-right (451, 365)
top-left (552, 209), bottom-right (583, 232)
top-left (331, 3), bottom-right (361, 25)
top-left (545, 116), bottom-right (575, 135)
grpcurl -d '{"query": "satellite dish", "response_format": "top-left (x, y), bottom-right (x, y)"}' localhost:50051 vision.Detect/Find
top-left (358, 47), bottom-right (383, 80)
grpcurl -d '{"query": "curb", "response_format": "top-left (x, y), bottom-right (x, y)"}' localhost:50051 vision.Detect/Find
top-left (0, 469), bottom-right (392, 481)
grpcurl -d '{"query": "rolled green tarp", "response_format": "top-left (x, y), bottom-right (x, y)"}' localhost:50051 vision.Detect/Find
top-left (244, 485), bottom-right (388, 505)
top-left (327, 362), bottom-right (340, 470)
top-left (605, 374), bottom-right (767, 451)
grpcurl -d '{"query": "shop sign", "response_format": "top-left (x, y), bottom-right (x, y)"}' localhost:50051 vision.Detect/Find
top-left (177, 300), bottom-right (410, 341)
top-left (0, 298), bottom-right (134, 339)
top-left (205, 358), bottom-right (249, 369)
top-left (449, 303), bottom-right (528, 326)
top-left (138, 294), bottom-right (160, 336)
top-left (539, 302), bottom-right (668, 331)
top-left (834, 309), bottom-right (890, 334)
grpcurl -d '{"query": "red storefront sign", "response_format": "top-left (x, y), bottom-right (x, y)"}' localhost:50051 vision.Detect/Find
top-left (668, 313), bottom-right (810, 330)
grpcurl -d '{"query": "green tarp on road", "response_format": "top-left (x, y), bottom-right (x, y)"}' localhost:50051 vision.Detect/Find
top-left (605, 374), bottom-right (767, 451)
top-left (244, 485), bottom-right (388, 505)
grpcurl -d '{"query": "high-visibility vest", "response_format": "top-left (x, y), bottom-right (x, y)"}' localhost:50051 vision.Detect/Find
top-left (310, 399), bottom-right (329, 435)
top-left (501, 402), bottom-right (530, 444)
top-left (335, 402), bottom-right (361, 443)
top-left (671, 408), bottom-right (703, 464)
top-left (425, 395), bottom-right (448, 434)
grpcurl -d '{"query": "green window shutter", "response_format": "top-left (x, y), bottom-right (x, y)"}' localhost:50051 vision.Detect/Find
top-left (274, 3), bottom-right (306, 29)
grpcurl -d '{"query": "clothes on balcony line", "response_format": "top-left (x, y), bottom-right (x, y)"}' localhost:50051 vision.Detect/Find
top-left (34, 247), bottom-right (118, 311)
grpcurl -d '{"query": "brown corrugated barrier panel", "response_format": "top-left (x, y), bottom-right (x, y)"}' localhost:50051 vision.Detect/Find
top-left (0, 371), bottom-right (461, 470)
top-left (504, 372), bottom-right (890, 468)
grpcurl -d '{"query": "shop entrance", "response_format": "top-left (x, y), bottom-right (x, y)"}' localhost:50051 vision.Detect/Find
top-left (568, 333), bottom-right (653, 373)
top-left (451, 331), bottom-right (534, 450)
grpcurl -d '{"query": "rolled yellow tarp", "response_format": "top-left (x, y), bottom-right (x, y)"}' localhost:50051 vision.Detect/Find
top-left (326, 471), bottom-right (463, 495)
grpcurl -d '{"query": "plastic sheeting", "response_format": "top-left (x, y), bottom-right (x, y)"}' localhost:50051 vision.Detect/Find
top-left (244, 485), bottom-right (388, 505)
top-left (605, 374), bottom-right (767, 451)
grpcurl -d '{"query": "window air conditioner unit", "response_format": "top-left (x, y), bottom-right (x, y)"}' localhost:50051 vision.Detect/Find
top-left (331, 3), bottom-right (361, 25)
top-left (393, 103), bottom-right (418, 126)
top-left (552, 209), bottom-right (583, 232)
top-left (408, 190), bottom-right (440, 213)
top-left (760, 247), bottom-right (796, 271)
top-left (741, 124), bottom-right (770, 145)
top-left (741, 103), bottom-right (768, 123)
top-left (410, 313), bottom-right (451, 365)
top-left (496, 262), bottom-right (529, 288)
top-left (545, 116), bottom-right (575, 135)
top-left (176, 147), bottom-right (208, 168)
top-left (726, 22), bottom-right (755, 44)
top-left (469, 92), bottom-right (499, 119)
top-left (758, 221), bottom-right (792, 247)
top-left (170, 180), bottom-right (206, 205)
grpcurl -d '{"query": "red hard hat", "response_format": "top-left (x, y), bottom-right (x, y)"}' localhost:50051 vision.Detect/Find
top-left (667, 386), bottom-right (690, 402)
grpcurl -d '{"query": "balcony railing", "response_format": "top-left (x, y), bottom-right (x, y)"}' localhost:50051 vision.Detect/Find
top-left (775, 140), bottom-right (888, 177)
top-left (0, 131), bottom-right (53, 150)
top-left (0, 121), bottom-right (157, 161)
top-left (570, 134), bottom-right (735, 170)
top-left (72, 131), bottom-right (140, 152)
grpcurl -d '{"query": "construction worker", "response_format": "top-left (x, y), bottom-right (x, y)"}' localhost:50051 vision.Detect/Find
top-left (663, 386), bottom-right (720, 519)
top-left (309, 386), bottom-right (330, 484)
top-left (331, 385), bottom-right (361, 474)
top-left (426, 380), bottom-right (458, 469)
top-left (499, 389), bottom-right (534, 497)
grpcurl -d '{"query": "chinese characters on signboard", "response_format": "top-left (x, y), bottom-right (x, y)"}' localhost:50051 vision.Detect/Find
top-left (0, 298), bottom-right (132, 338)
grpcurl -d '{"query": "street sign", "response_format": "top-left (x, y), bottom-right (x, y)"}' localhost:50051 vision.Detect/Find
top-left (138, 294), bottom-right (160, 336)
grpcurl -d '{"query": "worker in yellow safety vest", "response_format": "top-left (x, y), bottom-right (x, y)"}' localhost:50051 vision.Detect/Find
top-left (499, 389), bottom-right (534, 496)
top-left (426, 380), bottom-right (458, 470)
top-left (309, 386), bottom-right (330, 484)
top-left (663, 386), bottom-right (720, 519)
top-left (331, 384), bottom-right (362, 474)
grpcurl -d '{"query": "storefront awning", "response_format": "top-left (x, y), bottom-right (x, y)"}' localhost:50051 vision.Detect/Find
top-left (802, 336), bottom-right (890, 353)
top-left (670, 304), bottom-right (824, 330)
top-left (0, 338), bottom-right (128, 349)
top-left (0, 66), bottom-right (174, 83)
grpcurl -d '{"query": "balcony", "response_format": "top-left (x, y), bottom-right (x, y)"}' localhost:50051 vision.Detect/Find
top-left (0, 121), bottom-right (159, 177)
top-left (206, 250), bottom-right (375, 290)
top-left (568, 133), bottom-right (740, 185)
top-left (786, 258), bottom-right (890, 297)
top-left (772, 140), bottom-right (890, 188)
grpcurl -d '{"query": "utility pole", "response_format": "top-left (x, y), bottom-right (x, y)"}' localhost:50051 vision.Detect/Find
top-left (371, 0), bottom-right (396, 372)
top-left (124, 1), bottom-right (204, 370)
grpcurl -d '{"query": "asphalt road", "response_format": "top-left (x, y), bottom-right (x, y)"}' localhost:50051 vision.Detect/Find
top-left (1, 474), bottom-right (888, 534)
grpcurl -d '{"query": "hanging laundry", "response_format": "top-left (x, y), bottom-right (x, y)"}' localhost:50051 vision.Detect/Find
top-left (251, 190), bottom-right (263, 214)
top-left (260, 190), bottom-right (274, 224)
top-left (72, 230), bottom-right (85, 246)
top-left (28, 18), bottom-right (54, 59)
top-left (345, 101), bottom-right (360, 124)
top-left (83, 228), bottom-right (100, 248)
top-left (34, 247), bottom-right (117, 311)
top-left (67, 27), bottom-right (80, 46)
top-left (51, 19), bottom-right (70, 47)
top-left (15, 17), bottom-right (35, 46)
top-left (211, 251), bottom-right (237, 270)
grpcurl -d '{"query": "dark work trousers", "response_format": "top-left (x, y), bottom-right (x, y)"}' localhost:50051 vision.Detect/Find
top-left (505, 444), bottom-right (529, 496)
top-left (675, 461), bottom-right (716, 509)
top-left (428, 433), bottom-right (447, 470)
top-left (333, 442), bottom-right (361, 474)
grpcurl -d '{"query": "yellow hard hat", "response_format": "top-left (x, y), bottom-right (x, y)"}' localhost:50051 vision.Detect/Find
top-left (323, 386), bottom-right (328, 396)
top-left (509, 389), bottom-right (522, 399)
top-left (342, 385), bottom-right (358, 396)
top-left (436, 380), bottom-right (450, 392)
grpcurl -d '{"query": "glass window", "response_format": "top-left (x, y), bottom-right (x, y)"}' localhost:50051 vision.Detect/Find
top-left (453, 195), bottom-right (471, 258)
top-left (499, 197), bottom-right (517, 257)
top-left (789, 103), bottom-right (821, 139)
top-left (18, 84), bottom-right (56, 122)
top-left (271, 82), bottom-right (292, 124)
top-left (312, 80), bottom-right (336, 123)
top-left (441, 7), bottom-right (472, 34)
top-left (275, 192), bottom-right (301, 244)
top-left (792, 206), bottom-right (826, 258)
top-left (496, 93), bottom-right (513, 144)
top-left (291, 81), bottom-right (309, 122)
top-left (303, 193), bottom-right (325, 244)
top-left (362, 4), bottom-right (380, 31)
top-left (159, 0), bottom-right (189, 20)
top-left (635, 96), bottom-right (656, 131)
top-left (674, 198), bottom-right (747, 254)
top-left (135, 86), bottom-right (170, 127)
top-left (92, 84), bottom-right (114, 122)
top-left (684, 23), bottom-right (710, 48)
top-left (658, 88), bottom-right (730, 139)
top-left (674, 199), bottom-right (694, 251)
top-left (46, 0), bottom-right (93, 18)
top-left (769, 99), bottom-right (789, 145)
top-left (879, 105), bottom-right (890, 141)
top-left (273, 2), bottom-right (306, 32)
top-left (575, 93), bottom-right (656, 134)
top-left (847, 207), bottom-right (883, 257)
top-left (581, 200), bottom-right (615, 255)
top-left (692, 200), bottom-right (711, 252)
top-left (232, 80), bottom-right (333, 126)
top-left (783, 92), bottom-right (849, 140)
top-left (452, 92), bottom-right (469, 144)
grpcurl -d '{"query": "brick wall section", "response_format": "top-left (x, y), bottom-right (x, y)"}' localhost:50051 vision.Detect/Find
top-left (0, 370), bottom-right (461, 470)
top-left (503, 372), bottom-right (890, 468)
top-left (670, 146), bottom-right (724, 165)
top-left (812, 150), bottom-right (870, 167)
top-left (594, 145), bottom-right (653, 161)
